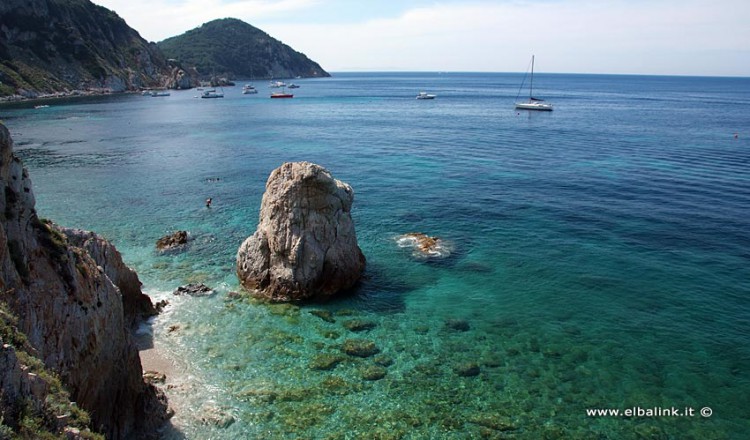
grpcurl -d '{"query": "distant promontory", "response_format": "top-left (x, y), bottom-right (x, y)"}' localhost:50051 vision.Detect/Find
top-left (158, 18), bottom-right (330, 81)
top-left (0, 2), bottom-right (329, 98)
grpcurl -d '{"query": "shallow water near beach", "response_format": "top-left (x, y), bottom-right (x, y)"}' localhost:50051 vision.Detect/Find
top-left (3, 72), bottom-right (750, 439)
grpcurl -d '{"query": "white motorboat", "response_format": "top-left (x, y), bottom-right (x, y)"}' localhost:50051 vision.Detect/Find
top-left (201, 89), bottom-right (224, 99)
top-left (416, 92), bottom-right (436, 100)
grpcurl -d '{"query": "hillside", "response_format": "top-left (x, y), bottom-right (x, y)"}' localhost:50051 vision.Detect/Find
top-left (0, 0), bottom-right (184, 98)
top-left (158, 18), bottom-right (330, 80)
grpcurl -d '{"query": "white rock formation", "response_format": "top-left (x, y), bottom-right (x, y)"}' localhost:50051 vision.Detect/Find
top-left (237, 162), bottom-right (365, 301)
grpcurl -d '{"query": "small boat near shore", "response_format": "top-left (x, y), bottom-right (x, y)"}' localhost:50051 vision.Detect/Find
top-left (242, 84), bottom-right (258, 94)
top-left (201, 89), bottom-right (224, 99)
top-left (270, 91), bottom-right (293, 99)
top-left (269, 81), bottom-right (287, 88)
top-left (288, 83), bottom-right (300, 89)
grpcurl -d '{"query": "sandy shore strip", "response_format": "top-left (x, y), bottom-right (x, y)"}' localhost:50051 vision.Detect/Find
top-left (140, 345), bottom-right (178, 378)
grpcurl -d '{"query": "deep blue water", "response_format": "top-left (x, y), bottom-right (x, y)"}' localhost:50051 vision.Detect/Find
top-left (2, 72), bottom-right (749, 439)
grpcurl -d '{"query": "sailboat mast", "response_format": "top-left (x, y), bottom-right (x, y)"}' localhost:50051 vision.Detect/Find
top-left (530, 55), bottom-right (534, 99)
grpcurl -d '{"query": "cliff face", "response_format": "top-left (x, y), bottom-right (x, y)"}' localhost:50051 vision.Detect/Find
top-left (0, 124), bottom-right (168, 439)
top-left (158, 18), bottom-right (330, 80)
top-left (0, 0), bottom-right (173, 97)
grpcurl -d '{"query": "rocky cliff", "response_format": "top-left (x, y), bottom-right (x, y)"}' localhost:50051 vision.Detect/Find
top-left (0, 123), bottom-right (168, 439)
top-left (0, 0), bottom-right (178, 98)
top-left (158, 18), bottom-right (330, 80)
top-left (237, 162), bottom-right (365, 301)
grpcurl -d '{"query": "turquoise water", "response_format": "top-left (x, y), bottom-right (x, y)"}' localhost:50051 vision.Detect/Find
top-left (2, 72), bottom-right (749, 439)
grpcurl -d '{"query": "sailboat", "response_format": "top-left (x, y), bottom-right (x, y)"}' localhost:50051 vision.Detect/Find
top-left (515, 55), bottom-right (553, 111)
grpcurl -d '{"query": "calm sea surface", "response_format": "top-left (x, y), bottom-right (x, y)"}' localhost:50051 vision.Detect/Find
top-left (2, 72), bottom-right (749, 439)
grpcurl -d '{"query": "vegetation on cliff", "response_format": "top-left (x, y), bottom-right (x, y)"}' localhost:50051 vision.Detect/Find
top-left (0, 0), bottom-right (171, 97)
top-left (0, 302), bottom-right (103, 440)
top-left (158, 18), bottom-right (330, 80)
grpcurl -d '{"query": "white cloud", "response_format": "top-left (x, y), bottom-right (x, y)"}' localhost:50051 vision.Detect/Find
top-left (262, 0), bottom-right (750, 75)
top-left (92, 0), bottom-right (320, 41)
top-left (92, 0), bottom-right (750, 75)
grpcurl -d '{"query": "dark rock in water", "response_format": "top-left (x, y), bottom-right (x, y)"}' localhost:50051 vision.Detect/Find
top-left (236, 162), bottom-right (366, 302)
top-left (309, 353), bottom-right (345, 371)
top-left (154, 299), bottom-right (169, 313)
top-left (156, 230), bottom-right (188, 251)
top-left (373, 354), bottom-right (394, 367)
top-left (341, 339), bottom-right (380, 358)
top-left (454, 362), bottom-right (480, 377)
top-left (226, 291), bottom-right (241, 299)
top-left (361, 365), bottom-right (387, 381)
top-left (143, 371), bottom-right (166, 384)
top-left (396, 232), bottom-right (452, 259)
top-left (342, 319), bottom-right (376, 332)
top-left (445, 319), bottom-right (471, 332)
top-left (173, 283), bottom-right (214, 297)
top-left (310, 310), bottom-right (336, 323)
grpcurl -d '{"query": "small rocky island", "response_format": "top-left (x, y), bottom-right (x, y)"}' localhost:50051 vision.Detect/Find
top-left (237, 162), bottom-right (365, 301)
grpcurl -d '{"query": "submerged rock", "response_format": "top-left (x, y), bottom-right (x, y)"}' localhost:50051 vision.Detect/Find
top-left (342, 319), bottom-right (377, 332)
top-left (198, 403), bottom-right (235, 429)
top-left (396, 232), bottom-right (452, 259)
top-left (309, 353), bottom-right (345, 371)
top-left (454, 362), bottom-right (481, 377)
top-left (156, 230), bottom-right (188, 251)
top-left (173, 283), bottom-right (214, 297)
top-left (445, 318), bottom-right (471, 332)
top-left (341, 339), bottom-right (380, 358)
top-left (310, 309), bottom-right (336, 323)
top-left (373, 354), bottom-right (394, 367)
top-left (360, 365), bottom-right (387, 381)
top-left (236, 162), bottom-right (366, 302)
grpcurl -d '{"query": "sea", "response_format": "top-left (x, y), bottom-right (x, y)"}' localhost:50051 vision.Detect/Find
top-left (1, 72), bottom-right (749, 439)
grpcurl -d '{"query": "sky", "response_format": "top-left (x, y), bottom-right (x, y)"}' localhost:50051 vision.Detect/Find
top-left (90, 0), bottom-right (750, 76)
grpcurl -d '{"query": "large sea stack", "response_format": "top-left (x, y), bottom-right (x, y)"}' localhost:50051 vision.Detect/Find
top-left (0, 123), bottom-right (168, 438)
top-left (237, 162), bottom-right (365, 302)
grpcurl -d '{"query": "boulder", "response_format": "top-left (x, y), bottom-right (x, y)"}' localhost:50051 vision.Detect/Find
top-left (156, 230), bottom-right (188, 251)
top-left (396, 232), bottom-right (452, 258)
top-left (454, 362), bottom-right (481, 377)
top-left (236, 162), bottom-right (366, 301)
top-left (173, 283), bottom-right (214, 297)
top-left (341, 339), bottom-right (379, 358)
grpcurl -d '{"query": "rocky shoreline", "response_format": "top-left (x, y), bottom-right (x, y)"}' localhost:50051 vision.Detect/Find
top-left (0, 124), bottom-right (171, 439)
